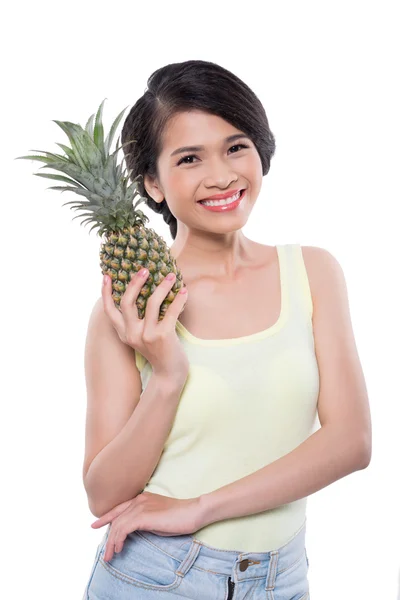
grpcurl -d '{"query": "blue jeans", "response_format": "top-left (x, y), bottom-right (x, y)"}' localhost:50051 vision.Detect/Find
top-left (83, 518), bottom-right (310, 599)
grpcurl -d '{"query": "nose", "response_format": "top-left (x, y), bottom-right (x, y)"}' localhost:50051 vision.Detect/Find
top-left (203, 156), bottom-right (238, 190)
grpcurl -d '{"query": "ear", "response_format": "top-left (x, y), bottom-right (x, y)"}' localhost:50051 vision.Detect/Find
top-left (143, 174), bottom-right (164, 204)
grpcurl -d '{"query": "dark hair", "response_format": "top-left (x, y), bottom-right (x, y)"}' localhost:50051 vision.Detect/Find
top-left (121, 59), bottom-right (276, 240)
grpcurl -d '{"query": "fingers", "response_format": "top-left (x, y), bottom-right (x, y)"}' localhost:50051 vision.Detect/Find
top-left (102, 269), bottom-right (148, 333)
top-left (104, 528), bottom-right (128, 562)
top-left (102, 269), bottom-right (187, 341)
top-left (101, 274), bottom-right (124, 331)
top-left (104, 536), bottom-right (116, 562)
top-left (119, 268), bottom-right (150, 316)
top-left (144, 272), bottom-right (181, 326)
top-left (91, 499), bottom-right (134, 528)
top-left (159, 285), bottom-right (189, 328)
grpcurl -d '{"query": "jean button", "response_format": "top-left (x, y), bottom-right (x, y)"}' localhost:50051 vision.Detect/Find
top-left (239, 559), bottom-right (249, 572)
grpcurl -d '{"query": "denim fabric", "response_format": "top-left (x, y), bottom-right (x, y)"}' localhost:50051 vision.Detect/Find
top-left (83, 518), bottom-right (310, 599)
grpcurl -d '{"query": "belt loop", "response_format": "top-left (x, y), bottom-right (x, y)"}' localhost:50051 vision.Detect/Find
top-left (264, 550), bottom-right (279, 598)
top-left (175, 539), bottom-right (202, 578)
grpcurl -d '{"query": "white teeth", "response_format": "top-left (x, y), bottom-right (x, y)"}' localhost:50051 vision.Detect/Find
top-left (201, 190), bottom-right (242, 207)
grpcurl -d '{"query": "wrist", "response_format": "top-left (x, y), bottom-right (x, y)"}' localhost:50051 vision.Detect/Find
top-left (197, 493), bottom-right (216, 529)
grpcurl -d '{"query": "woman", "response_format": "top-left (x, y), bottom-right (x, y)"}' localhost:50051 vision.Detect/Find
top-left (82, 59), bottom-right (371, 599)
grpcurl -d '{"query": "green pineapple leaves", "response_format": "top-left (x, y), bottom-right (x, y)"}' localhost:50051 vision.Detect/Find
top-left (15, 98), bottom-right (149, 236)
top-left (104, 106), bottom-right (130, 155)
top-left (93, 99), bottom-right (105, 162)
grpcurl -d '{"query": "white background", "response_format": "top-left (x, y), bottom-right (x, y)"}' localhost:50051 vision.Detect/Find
top-left (2, 1), bottom-right (399, 598)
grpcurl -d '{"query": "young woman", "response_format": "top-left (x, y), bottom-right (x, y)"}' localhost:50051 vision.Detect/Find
top-left (81, 59), bottom-right (371, 600)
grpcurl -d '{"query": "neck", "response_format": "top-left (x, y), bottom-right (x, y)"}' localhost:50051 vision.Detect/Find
top-left (169, 226), bottom-right (256, 280)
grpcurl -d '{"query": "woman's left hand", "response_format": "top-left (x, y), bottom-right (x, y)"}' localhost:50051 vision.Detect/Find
top-left (90, 492), bottom-right (204, 563)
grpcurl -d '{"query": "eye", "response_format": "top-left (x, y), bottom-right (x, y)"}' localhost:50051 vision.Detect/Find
top-left (176, 143), bottom-right (249, 166)
top-left (229, 144), bottom-right (248, 153)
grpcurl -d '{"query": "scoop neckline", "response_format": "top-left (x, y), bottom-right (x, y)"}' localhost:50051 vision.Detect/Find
top-left (175, 244), bottom-right (289, 347)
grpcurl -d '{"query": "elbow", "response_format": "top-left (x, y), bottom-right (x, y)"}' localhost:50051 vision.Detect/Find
top-left (355, 436), bottom-right (372, 470)
top-left (85, 484), bottom-right (112, 518)
top-left (85, 486), bottom-right (145, 519)
top-left (86, 485), bottom-right (115, 517)
top-left (88, 498), bottom-right (103, 519)
top-left (85, 490), bottom-right (103, 518)
top-left (83, 469), bottom-right (147, 518)
top-left (83, 474), bottom-right (104, 518)
top-left (359, 447), bottom-right (372, 469)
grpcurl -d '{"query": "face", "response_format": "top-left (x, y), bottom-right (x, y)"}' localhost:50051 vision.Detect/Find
top-left (144, 110), bottom-right (263, 235)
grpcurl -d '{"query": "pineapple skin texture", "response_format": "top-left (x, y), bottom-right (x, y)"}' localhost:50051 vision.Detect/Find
top-left (100, 224), bottom-right (184, 321)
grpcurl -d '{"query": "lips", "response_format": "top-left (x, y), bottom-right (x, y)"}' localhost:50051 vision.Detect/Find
top-left (198, 189), bottom-right (246, 212)
top-left (197, 189), bottom-right (244, 202)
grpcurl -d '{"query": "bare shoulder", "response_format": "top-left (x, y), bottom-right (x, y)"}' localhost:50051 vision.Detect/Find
top-left (85, 295), bottom-right (140, 366)
top-left (298, 244), bottom-right (356, 341)
top-left (86, 295), bottom-right (122, 343)
top-left (254, 243), bottom-right (347, 309)
top-left (89, 295), bottom-right (108, 323)
top-left (299, 245), bottom-right (345, 308)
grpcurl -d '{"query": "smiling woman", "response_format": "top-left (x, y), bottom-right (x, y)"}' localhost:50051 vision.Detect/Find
top-left (120, 59), bottom-right (276, 240)
top-left (81, 59), bottom-right (371, 600)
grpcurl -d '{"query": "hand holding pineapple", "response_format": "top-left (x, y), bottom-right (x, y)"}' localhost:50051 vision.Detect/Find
top-left (102, 266), bottom-right (190, 379)
top-left (15, 99), bottom-right (186, 321)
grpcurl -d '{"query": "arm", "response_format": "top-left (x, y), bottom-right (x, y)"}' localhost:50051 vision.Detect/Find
top-left (198, 421), bottom-right (369, 526)
top-left (198, 246), bottom-right (372, 527)
top-left (83, 298), bottom-right (188, 518)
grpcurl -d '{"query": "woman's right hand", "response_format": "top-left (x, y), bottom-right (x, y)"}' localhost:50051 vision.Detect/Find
top-left (101, 268), bottom-right (190, 380)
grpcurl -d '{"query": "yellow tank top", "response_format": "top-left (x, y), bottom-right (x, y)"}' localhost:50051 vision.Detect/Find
top-left (134, 243), bottom-right (320, 552)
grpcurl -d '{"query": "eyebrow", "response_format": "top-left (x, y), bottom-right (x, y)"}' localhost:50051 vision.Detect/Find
top-left (170, 134), bottom-right (251, 157)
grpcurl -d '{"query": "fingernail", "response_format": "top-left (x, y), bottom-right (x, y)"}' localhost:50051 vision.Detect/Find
top-left (166, 272), bottom-right (175, 280)
top-left (103, 275), bottom-right (108, 286)
top-left (139, 268), bottom-right (148, 277)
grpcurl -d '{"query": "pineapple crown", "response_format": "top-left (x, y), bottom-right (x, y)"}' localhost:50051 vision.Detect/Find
top-left (15, 98), bottom-right (150, 236)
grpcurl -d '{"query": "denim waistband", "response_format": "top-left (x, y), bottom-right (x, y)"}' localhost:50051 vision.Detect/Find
top-left (132, 517), bottom-right (307, 583)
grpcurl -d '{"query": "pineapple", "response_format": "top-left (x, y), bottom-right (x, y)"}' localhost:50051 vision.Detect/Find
top-left (15, 98), bottom-right (185, 320)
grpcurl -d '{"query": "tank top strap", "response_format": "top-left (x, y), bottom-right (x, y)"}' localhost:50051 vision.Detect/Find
top-left (279, 243), bottom-right (313, 322)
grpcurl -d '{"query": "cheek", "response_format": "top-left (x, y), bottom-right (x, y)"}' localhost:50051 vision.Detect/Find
top-left (167, 169), bottom-right (194, 192)
top-left (239, 160), bottom-right (263, 198)
top-left (166, 171), bottom-right (198, 206)
top-left (162, 174), bottom-right (194, 217)
top-left (237, 150), bottom-right (261, 177)
top-left (247, 153), bottom-right (263, 177)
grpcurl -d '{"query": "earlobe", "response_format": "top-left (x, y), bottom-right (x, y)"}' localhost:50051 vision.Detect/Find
top-left (143, 174), bottom-right (164, 204)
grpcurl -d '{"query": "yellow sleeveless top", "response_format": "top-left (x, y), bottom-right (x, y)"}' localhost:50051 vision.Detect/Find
top-left (134, 244), bottom-right (319, 552)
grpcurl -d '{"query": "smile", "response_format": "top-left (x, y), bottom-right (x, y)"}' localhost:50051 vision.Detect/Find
top-left (198, 189), bottom-right (246, 212)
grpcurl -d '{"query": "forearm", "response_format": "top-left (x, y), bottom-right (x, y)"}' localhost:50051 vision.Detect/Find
top-left (84, 372), bottom-right (187, 517)
top-left (198, 425), bottom-right (370, 527)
